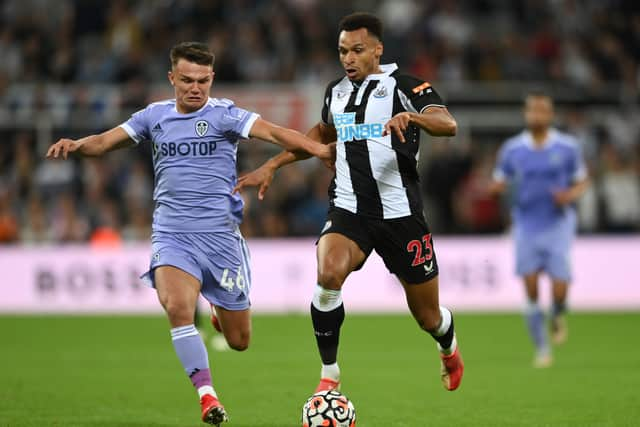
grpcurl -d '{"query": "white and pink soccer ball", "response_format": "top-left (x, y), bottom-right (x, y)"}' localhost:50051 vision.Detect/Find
top-left (301, 389), bottom-right (356, 427)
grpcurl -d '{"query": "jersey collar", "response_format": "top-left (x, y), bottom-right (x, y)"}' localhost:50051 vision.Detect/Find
top-left (173, 98), bottom-right (211, 115)
top-left (351, 63), bottom-right (398, 88)
top-left (523, 128), bottom-right (559, 149)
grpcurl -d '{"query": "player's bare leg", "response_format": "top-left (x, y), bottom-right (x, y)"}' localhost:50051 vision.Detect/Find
top-left (313, 233), bottom-right (366, 392)
top-left (155, 266), bottom-right (228, 425)
top-left (550, 279), bottom-right (569, 345)
top-left (401, 276), bottom-right (463, 391)
top-left (211, 305), bottom-right (251, 351)
top-left (523, 273), bottom-right (551, 368)
top-left (206, 305), bottom-right (228, 352)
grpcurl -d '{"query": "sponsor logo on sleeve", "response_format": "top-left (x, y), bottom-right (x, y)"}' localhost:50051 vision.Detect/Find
top-left (412, 82), bottom-right (432, 95)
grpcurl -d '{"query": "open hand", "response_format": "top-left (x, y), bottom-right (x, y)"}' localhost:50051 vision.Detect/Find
top-left (233, 164), bottom-right (277, 201)
top-left (46, 138), bottom-right (83, 159)
top-left (552, 189), bottom-right (574, 206)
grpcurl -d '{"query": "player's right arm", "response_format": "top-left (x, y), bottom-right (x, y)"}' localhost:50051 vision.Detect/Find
top-left (234, 121), bottom-right (336, 200)
top-left (46, 127), bottom-right (134, 159)
top-left (488, 140), bottom-right (515, 196)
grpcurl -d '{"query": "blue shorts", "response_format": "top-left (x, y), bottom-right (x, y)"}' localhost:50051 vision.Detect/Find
top-left (514, 215), bottom-right (575, 282)
top-left (142, 230), bottom-right (252, 310)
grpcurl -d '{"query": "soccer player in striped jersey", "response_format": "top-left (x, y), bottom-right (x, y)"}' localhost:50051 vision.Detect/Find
top-left (235, 13), bottom-right (464, 393)
top-left (46, 41), bottom-right (333, 425)
top-left (489, 92), bottom-right (589, 368)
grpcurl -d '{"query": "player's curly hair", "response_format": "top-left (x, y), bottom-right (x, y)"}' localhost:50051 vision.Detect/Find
top-left (170, 42), bottom-right (215, 68)
top-left (339, 12), bottom-right (383, 41)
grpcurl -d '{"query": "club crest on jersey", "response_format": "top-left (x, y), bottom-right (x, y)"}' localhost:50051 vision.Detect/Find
top-left (195, 120), bottom-right (209, 137)
top-left (549, 152), bottom-right (563, 165)
top-left (373, 85), bottom-right (388, 98)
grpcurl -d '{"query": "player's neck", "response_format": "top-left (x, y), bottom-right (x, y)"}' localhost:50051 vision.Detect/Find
top-left (530, 128), bottom-right (549, 146)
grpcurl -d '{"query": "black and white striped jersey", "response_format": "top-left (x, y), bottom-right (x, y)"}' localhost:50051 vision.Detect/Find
top-left (321, 63), bottom-right (446, 219)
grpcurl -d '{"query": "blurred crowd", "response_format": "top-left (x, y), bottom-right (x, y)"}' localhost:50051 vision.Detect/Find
top-left (1, 0), bottom-right (639, 244)
top-left (2, 0), bottom-right (639, 86)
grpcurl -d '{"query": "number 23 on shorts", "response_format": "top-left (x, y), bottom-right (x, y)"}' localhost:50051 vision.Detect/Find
top-left (406, 233), bottom-right (434, 270)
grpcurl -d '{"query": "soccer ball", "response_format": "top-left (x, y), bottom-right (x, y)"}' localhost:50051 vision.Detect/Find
top-left (301, 389), bottom-right (356, 427)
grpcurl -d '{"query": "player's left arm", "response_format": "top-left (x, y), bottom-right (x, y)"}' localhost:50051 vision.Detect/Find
top-left (552, 178), bottom-right (589, 206)
top-left (248, 117), bottom-right (334, 163)
top-left (383, 107), bottom-right (457, 142)
top-left (552, 142), bottom-right (590, 206)
top-left (384, 76), bottom-right (456, 142)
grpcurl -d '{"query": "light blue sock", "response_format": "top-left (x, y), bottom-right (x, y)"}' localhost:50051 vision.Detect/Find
top-left (524, 301), bottom-right (549, 355)
top-left (171, 325), bottom-right (215, 397)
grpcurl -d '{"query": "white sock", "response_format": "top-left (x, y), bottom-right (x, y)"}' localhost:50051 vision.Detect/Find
top-left (312, 285), bottom-right (343, 312)
top-left (438, 334), bottom-right (457, 355)
top-left (321, 363), bottom-right (340, 381)
top-left (197, 385), bottom-right (217, 399)
top-left (434, 306), bottom-right (452, 336)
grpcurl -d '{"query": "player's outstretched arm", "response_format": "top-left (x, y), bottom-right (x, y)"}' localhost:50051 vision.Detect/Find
top-left (234, 122), bottom-right (336, 200)
top-left (487, 179), bottom-right (507, 196)
top-left (248, 118), bottom-right (333, 162)
top-left (383, 106), bottom-right (457, 142)
top-left (552, 177), bottom-right (590, 206)
top-left (46, 127), bottom-right (134, 159)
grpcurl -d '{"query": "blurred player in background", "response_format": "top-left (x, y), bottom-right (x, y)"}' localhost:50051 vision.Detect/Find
top-left (489, 92), bottom-right (589, 367)
top-left (235, 13), bottom-right (463, 393)
top-left (46, 41), bottom-right (333, 425)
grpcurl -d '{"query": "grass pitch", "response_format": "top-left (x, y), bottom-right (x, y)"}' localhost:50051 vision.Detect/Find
top-left (1, 313), bottom-right (639, 426)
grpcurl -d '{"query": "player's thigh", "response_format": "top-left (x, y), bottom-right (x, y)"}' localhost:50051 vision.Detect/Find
top-left (316, 208), bottom-right (371, 289)
top-left (154, 265), bottom-right (202, 311)
top-left (317, 233), bottom-right (368, 288)
top-left (544, 224), bottom-right (574, 283)
top-left (514, 227), bottom-right (544, 277)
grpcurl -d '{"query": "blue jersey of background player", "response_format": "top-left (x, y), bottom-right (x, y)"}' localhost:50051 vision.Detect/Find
top-left (46, 41), bottom-right (333, 425)
top-left (489, 91), bottom-right (589, 368)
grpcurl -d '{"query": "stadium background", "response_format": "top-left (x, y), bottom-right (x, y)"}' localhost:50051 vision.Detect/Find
top-left (0, 1), bottom-right (639, 426)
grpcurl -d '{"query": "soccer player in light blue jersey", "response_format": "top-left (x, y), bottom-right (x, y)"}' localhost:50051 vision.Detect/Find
top-left (489, 92), bottom-right (589, 368)
top-left (46, 41), bottom-right (333, 425)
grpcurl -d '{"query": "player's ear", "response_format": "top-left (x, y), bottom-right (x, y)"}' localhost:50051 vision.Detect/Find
top-left (211, 71), bottom-right (215, 83)
top-left (375, 42), bottom-right (383, 59)
top-left (168, 71), bottom-right (175, 86)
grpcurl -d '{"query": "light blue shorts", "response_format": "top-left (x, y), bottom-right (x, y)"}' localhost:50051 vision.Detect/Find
top-left (514, 216), bottom-right (576, 282)
top-left (142, 230), bottom-right (252, 310)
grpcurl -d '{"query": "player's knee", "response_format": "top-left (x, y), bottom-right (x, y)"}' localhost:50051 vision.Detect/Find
top-left (162, 298), bottom-right (193, 324)
top-left (226, 332), bottom-right (250, 351)
top-left (317, 265), bottom-right (346, 290)
top-left (416, 309), bottom-right (441, 333)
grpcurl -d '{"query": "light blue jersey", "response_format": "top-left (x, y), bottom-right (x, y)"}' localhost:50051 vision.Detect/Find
top-left (494, 129), bottom-right (586, 280)
top-left (120, 98), bottom-right (259, 233)
top-left (493, 129), bottom-right (586, 232)
top-left (123, 98), bottom-right (259, 310)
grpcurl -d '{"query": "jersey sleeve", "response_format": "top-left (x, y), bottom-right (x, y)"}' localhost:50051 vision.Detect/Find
top-left (395, 74), bottom-right (445, 113)
top-left (568, 139), bottom-right (588, 182)
top-left (493, 143), bottom-right (515, 182)
top-left (120, 106), bottom-right (152, 144)
top-left (218, 103), bottom-right (260, 140)
top-left (321, 78), bottom-right (342, 125)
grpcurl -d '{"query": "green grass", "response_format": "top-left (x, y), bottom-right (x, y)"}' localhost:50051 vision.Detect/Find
top-left (1, 313), bottom-right (639, 426)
